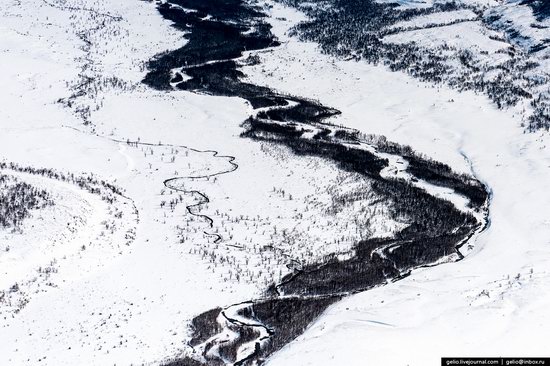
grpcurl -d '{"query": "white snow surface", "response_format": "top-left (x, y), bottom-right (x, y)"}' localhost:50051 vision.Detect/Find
top-left (0, 0), bottom-right (549, 365)
top-left (387, 9), bottom-right (478, 31)
top-left (250, 3), bottom-right (550, 365)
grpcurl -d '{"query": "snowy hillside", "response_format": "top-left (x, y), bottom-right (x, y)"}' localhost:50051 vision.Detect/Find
top-left (280, 0), bottom-right (550, 129)
top-left (0, 0), bottom-right (549, 365)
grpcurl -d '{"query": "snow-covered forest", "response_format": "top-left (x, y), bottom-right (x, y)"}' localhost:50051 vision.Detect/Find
top-left (1, 0), bottom-right (549, 365)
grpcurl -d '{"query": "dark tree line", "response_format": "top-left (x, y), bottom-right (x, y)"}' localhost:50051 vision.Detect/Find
top-left (143, 1), bottom-right (489, 365)
top-left (0, 161), bottom-right (126, 205)
top-left (278, 0), bottom-right (550, 130)
top-left (0, 174), bottom-right (52, 229)
top-left (522, 0), bottom-right (550, 21)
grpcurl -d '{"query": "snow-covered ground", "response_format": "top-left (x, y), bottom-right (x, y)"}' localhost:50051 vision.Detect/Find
top-left (245, 3), bottom-right (550, 365)
top-left (0, 0), bottom-right (399, 364)
top-left (386, 8), bottom-right (478, 32)
top-left (0, 0), bottom-right (260, 364)
top-left (1, 0), bottom-right (549, 365)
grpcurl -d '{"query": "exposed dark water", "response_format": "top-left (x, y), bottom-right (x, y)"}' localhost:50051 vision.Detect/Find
top-left (142, 0), bottom-right (489, 365)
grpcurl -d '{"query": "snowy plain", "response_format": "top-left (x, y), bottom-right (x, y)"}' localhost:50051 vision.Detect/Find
top-left (0, 0), bottom-right (549, 365)
top-left (254, 3), bottom-right (550, 365)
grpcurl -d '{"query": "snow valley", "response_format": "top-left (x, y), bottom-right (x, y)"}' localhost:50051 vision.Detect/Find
top-left (0, 0), bottom-right (549, 365)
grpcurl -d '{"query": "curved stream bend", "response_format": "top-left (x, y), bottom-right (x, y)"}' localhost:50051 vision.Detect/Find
top-left (141, 1), bottom-right (490, 365)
